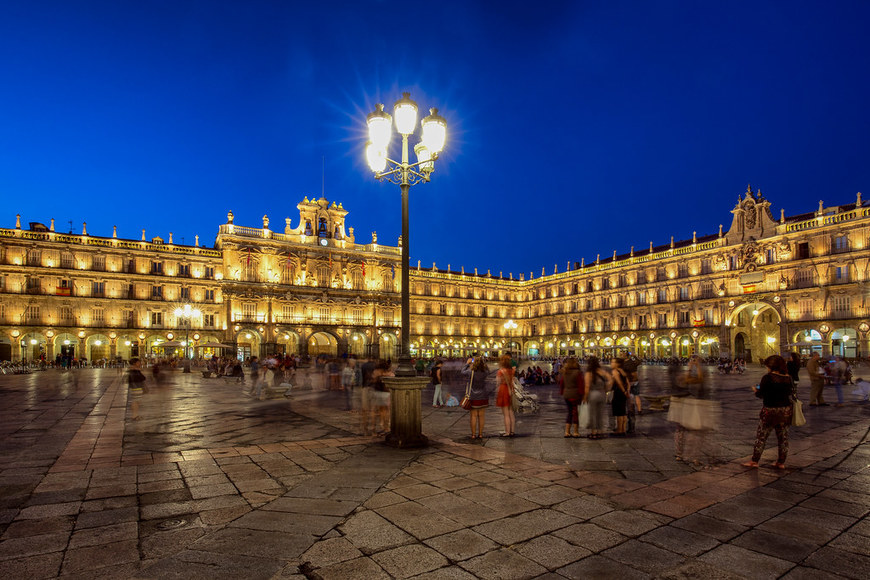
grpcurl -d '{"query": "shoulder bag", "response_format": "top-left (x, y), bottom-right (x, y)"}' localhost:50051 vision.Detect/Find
top-left (791, 378), bottom-right (806, 427)
top-left (460, 371), bottom-right (474, 410)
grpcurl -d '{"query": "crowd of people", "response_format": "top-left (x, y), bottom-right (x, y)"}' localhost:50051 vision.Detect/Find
top-left (120, 349), bottom-right (865, 471)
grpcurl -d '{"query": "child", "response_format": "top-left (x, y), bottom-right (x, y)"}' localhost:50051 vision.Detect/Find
top-left (445, 392), bottom-right (459, 407)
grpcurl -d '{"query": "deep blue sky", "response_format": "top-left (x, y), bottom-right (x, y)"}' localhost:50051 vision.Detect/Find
top-left (2, 1), bottom-right (869, 278)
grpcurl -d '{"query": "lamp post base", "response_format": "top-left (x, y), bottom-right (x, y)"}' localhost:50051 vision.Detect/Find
top-left (381, 376), bottom-right (429, 448)
top-left (183, 362), bottom-right (191, 374)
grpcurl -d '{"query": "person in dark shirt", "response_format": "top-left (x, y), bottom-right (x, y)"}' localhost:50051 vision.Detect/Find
top-left (743, 355), bottom-right (795, 469)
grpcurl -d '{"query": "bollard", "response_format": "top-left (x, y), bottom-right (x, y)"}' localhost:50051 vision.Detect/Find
top-left (381, 376), bottom-right (430, 448)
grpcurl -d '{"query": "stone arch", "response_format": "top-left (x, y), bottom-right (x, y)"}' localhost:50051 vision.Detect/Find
top-left (378, 332), bottom-right (398, 361)
top-left (235, 329), bottom-right (263, 360)
top-left (308, 331), bottom-right (338, 357)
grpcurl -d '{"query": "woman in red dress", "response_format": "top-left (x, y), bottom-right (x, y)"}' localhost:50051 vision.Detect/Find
top-left (496, 354), bottom-right (516, 437)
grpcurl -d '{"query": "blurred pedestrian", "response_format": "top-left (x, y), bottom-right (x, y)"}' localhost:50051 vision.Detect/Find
top-left (431, 359), bottom-right (444, 407)
top-left (559, 357), bottom-right (584, 437)
top-left (806, 352), bottom-right (826, 406)
top-left (462, 357), bottom-right (493, 440)
top-left (583, 356), bottom-right (610, 439)
top-left (610, 358), bottom-right (630, 436)
top-left (496, 354), bottom-right (516, 437)
top-left (128, 358), bottom-right (147, 420)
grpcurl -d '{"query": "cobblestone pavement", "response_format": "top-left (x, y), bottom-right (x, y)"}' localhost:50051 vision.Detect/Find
top-left (0, 364), bottom-right (867, 579)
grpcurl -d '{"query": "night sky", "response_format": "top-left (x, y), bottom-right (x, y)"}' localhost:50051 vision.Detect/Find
top-left (2, 1), bottom-right (869, 279)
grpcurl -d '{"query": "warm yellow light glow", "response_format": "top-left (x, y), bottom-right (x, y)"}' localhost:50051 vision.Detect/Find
top-left (393, 92), bottom-right (418, 135)
top-left (30, 339), bottom-right (38, 345)
top-left (421, 107), bottom-right (446, 154)
top-left (767, 336), bottom-right (776, 343)
top-left (245, 333), bottom-right (252, 339)
top-left (682, 340), bottom-right (689, 346)
top-left (124, 341), bottom-right (131, 346)
top-left (752, 309), bottom-right (759, 316)
top-left (366, 103), bottom-right (392, 148)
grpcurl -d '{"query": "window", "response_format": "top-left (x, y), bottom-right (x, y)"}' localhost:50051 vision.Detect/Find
top-left (679, 287), bottom-right (690, 301)
top-left (281, 264), bottom-right (295, 284)
top-left (93, 255), bottom-right (105, 271)
top-left (833, 235), bottom-right (849, 253)
top-left (151, 261), bottom-right (163, 274)
top-left (59, 306), bottom-right (74, 324)
top-left (601, 319), bottom-right (610, 331)
top-left (178, 264), bottom-right (190, 277)
top-left (243, 303), bottom-right (257, 321)
top-left (204, 289), bottom-right (214, 302)
top-left (151, 285), bottom-right (163, 299)
top-left (658, 288), bottom-right (667, 303)
top-left (124, 310), bottom-right (134, 327)
top-left (151, 311), bottom-right (163, 326)
top-left (677, 264), bottom-right (688, 278)
top-left (657, 313), bottom-right (668, 328)
top-left (835, 266), bottom-right (849, 283)
top-left (637, 315), bottom-right (647, 329)
top-left (61, 253), bottom-right (74, 269)
top-left (125, 259), bottom-right (135, 273)
top-left (704, 309), bottom-right (715, 325)
top-left (795, 269), bottom-right (816, 288)
top-left (383, 310), bottom-right (394, 325)
top-left (203, 314), bottom-right (215, 327)
top-left (352, 270), bottom-right (364, 289)
top-left (352, 308), bottom-right (364, 324)
top-left (92, 281), bottom-right (105, 297)
top-left (205, 266), bottom-right (215, 279)
top-left (799, 299), bottom-right (813, 318)
top-left (832, 296), bottom-right (851, 314)
top-left (766, 249), bottom-right (776, 264)
top-left (677, 311), bottom-right (690, 326)
top-left (638, 291), bottom-right (647, 305)
top-left (797, 242), bottom-right (810, 259)
top-left (180, 287), bottom-right (190, 300)
top-left (618, 316), bottom-right (628, 330)
top-left (27, 249), bottom-right (41, 266)
top-left (700, 259), bottom-right (712, 274)
top-left (637, 272), bottom-right (647, 284)
top-left (26, 277), bottom-right (41, 293)
top-left (25, 305), bottom-right (40, 323)
top-left (319, 306), bottom-right (329, 322)
top-left (92, 308), bottom-right (105, 324)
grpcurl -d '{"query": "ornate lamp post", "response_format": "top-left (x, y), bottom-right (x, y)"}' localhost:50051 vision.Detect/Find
top-left (504, 319), bottom-right (518, 356)
top-left (366, 92), bottom-right (446, 377)
top-left (174, 304), bottom-right (201, 373)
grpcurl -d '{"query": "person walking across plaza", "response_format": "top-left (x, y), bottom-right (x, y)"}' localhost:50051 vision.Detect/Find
top-left (559, 357), bottom-right (584, 437)
top-left (127, 358), bottom-right (147, 420)
top-left (609, 358), bottom-right (631, 436)
top-left (744, 354), bottom-right (795, 469)
top-left (431, 359), bottom-right (444, 407)
top-left (462, 357), bottom-right (493, 440)
top-left (806, 352), bottom-right (827, 406)
top-left (583, 356), bottom-right (611, 439)
top-left (496, 354), bottom-right (516, 437)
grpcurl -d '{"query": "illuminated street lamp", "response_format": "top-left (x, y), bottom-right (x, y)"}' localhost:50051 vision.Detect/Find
top-left (366, 92), bottom-right (447, 376)
top-left (174, 304), bottom-right (201, 373)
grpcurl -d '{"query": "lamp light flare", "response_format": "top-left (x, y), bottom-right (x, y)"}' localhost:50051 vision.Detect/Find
top-left (414, 143), bottom-right (433, 173)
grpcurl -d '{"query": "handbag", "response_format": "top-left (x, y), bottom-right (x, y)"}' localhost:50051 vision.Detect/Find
top-left (460, 371), bottom-right (474, 410)
top-left (578, 402), bottom-right (590, 429)
top-left (792, 398), bottom-right (806, 426)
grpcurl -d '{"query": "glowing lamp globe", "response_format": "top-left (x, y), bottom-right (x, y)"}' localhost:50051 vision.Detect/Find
top-left (366, 104), bottom-right (392, 148)
top-left (393, 92), bottom-right (418, 135)
top-left (366, 142), bottom-right (387, 173)
top-left (421, 107), bottom-right (447, 154)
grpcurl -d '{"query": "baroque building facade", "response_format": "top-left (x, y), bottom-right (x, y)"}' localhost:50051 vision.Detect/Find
top-left (1, 188), bottom-right (868, 363)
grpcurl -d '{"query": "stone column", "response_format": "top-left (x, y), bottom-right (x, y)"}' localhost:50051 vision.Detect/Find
top-left (381, 376), bottom-right (429, 448)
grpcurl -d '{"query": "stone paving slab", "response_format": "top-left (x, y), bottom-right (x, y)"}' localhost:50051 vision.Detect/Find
top-left (0, 365), bottom-right (868, 578)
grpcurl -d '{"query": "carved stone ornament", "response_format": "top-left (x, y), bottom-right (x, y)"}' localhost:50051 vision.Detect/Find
top-left (740, 239), bottom-right (761, 271)
top-left (742, 199), bottom-right (757, 229)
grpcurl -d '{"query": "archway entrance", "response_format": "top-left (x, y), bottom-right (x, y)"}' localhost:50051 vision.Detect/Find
top-left (728, 301), bottom-right (782, 363)
top-left (831, 328), bottom-right (857, 358)
top-left (308, 332), bottom-right (337, 357)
